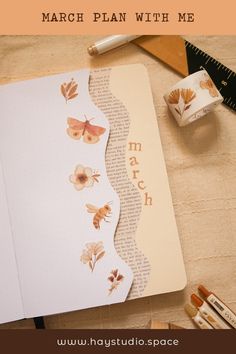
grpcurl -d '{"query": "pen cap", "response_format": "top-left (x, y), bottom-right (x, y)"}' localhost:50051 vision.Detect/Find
top-left (184, 304), bottom-right (213, 329)
top-left (198, 285), bottom-right (211, 298)
top-left (185, 303), bottom-right (198, 318)
top-left (191, 294), bottom-right (203, 308)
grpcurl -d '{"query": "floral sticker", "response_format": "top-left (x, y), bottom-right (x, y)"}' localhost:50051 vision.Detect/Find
top-left (69, 164), bottom-right (100, 191)
top-left (80, 242), bottom-right (105, 272)
top-left (86, 202), bottom-right (112, 229)
top-left (168, 88), bottom-right (196, 117)
top-left (108, 269), bottom-right (124, 294)
top-left (200, 78), bottom-right (219, 97)
top-left (61, 78), bottom-right (78, 103)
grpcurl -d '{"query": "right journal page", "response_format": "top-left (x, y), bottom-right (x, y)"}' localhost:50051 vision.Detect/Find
top-left (89, 64), bottom-right (187, 300)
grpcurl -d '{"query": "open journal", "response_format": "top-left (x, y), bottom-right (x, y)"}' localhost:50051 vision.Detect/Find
top-left (0, 64), bottom-right (186, 324)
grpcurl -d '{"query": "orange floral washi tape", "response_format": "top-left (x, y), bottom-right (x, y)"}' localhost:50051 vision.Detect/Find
top-left (164, 70), bottom-right (223, 127)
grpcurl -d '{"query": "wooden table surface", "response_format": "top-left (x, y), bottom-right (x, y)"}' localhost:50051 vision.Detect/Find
top-left (0, 35), bottom-right (236, 329)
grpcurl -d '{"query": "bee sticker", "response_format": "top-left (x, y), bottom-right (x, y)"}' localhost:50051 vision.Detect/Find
top-left (67, 116), bottom-right (106, 144)
top-left (86, 202), bottom-right (112, 230)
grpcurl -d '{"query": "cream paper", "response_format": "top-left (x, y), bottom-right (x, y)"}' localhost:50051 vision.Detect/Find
top-left (90, 64), bottom-right (186, 298)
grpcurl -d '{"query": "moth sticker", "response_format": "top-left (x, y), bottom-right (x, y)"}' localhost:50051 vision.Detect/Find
top-left (67, 117), bottom-right (106, 144)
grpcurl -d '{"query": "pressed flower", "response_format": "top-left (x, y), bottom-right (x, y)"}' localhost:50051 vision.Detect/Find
top-left (108, 269), bottom-right (124, 294)
top-left (168, 89), bottom-right (180, 104)
top-left (167, 88), bottom-right (196, 118)
top-left (69, 164), bottom-right (100, 191)
top-left (111, 269), bottom-right (118, 277)
top-left (93, 242), bottom-right (104, 255)
top-left (117, 274), bottom-right (124, 281)
top-left (80, 249), bottom-right (92, 264)
top-left (180, 88), bottom-right (196, 104)
top-left (80, 241), bottom-right (105, 272)
top-left (200, 79), bottom-right (218, 97)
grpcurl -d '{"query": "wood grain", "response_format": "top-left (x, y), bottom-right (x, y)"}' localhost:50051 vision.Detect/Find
top-left (133, 35), bottom-right (189, 76)
top-left (0, 35), bottom-right (235, 329)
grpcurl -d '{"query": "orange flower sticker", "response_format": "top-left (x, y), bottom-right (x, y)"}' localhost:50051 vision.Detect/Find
top-left (80, 242), bottom-right (105, 272)
top-left (200, 78), bottom-right (219, 97)
top-left (69, 165), bottom-right (100, 191)
top-left (181, 88), bottom-right (196, 104)
top-left (168, 89), bottom-right (180, 104)
top-left (168, 88), bottom-right (196, 117)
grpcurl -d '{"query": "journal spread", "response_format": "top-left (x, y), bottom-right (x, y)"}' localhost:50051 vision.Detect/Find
top-left (0, 64), bottom-right (186, 324)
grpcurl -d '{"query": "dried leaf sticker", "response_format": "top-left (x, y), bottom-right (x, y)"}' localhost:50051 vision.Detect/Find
top-left (108, 269), bottom-right (124, 294)
top-left (61, 78), bottom-right (78, 103)
top-left (80, 242), bottom-right (105, 272)
top-left (200, 78), bottom-right (219, 97)
top-left (69, 165), bottom-right (100, 191)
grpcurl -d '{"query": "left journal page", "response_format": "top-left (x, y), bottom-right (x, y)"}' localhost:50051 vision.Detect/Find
top-left (0, 161), bottom-right (24, 324)
top-left (0, 69), bottom-right (133, 319)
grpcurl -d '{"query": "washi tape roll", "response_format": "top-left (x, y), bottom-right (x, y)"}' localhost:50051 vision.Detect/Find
top-left (164, 70), bottom-right (223, 127)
